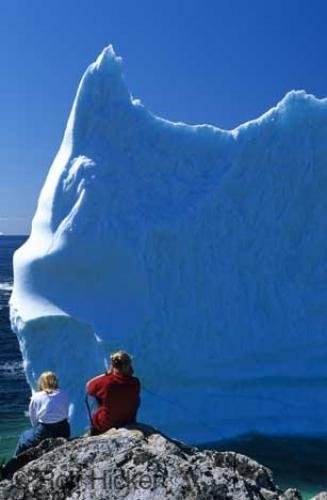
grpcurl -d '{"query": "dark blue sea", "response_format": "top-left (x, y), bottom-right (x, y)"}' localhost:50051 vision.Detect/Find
top-left (0, 236), bottom-right (326, 498)
top-left (0, 236), bottom-right (29, 459)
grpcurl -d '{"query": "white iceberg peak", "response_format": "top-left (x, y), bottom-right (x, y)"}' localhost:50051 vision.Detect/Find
top-left (93, 44), bottom-right (123, 73)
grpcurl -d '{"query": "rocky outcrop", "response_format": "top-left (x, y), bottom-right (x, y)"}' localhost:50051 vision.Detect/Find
top-left (0, 424), bottom-right (302, 499)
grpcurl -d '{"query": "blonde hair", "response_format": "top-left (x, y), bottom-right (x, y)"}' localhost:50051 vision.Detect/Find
top-left (37, 371), bottom-right (59, 393)
top-left (110, 351), bottom-right (133, 375)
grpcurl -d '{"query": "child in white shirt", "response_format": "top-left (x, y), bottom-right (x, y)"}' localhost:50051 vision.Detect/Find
top-left (15, 371), bottom-right (70, 456)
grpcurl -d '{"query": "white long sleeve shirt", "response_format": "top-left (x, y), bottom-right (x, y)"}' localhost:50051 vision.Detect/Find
top-left (29, 389), bottom-right (69, 427)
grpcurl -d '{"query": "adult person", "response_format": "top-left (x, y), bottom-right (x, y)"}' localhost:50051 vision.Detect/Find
top-left (86, 351), bottom-right (141, 435)
top-left (15, 371), bottom-right (70, 456)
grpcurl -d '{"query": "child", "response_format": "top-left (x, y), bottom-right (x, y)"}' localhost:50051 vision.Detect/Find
top-left (15, 371), bottom-right (70, 456)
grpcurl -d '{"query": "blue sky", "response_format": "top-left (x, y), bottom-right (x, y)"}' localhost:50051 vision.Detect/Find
top-left (1, 0), bottom-right (327, 234)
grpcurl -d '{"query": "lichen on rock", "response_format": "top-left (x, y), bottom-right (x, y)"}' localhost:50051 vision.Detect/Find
top-left (0, 424), bottom-right (302, 499)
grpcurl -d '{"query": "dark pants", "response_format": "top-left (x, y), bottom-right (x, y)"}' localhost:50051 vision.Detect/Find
top-left (15, 419), bottom-right (70, 456)
top-left (85, 393), bottom-right (100, 417)
top-left (85, 393), bottom-right (101, 434)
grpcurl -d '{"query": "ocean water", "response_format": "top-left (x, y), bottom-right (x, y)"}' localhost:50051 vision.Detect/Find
top-left (203, 435), bottom-right (327, 499)
top-left (0, 236), bottom-right (326, 498)
top-left (0, 235), bottom-right (29, 458)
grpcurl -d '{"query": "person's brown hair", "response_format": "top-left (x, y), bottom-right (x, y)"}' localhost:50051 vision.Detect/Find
top-left (37, 371), bottom-right (59, 393)
top-left (110, 351), bottom-right (133, 376)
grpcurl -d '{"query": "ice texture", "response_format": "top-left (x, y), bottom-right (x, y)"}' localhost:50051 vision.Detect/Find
top-left (10, 46), bottom-right (327, 441)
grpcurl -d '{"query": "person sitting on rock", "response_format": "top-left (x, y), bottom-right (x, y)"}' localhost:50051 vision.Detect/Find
top-left (15, 371), bottom-right (70, 456)
top-left (85, 351), bottom-right (141, 435)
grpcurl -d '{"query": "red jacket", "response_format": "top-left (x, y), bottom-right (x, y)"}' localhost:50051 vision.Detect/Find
top-left (86, 371), bottom-right (141, 433)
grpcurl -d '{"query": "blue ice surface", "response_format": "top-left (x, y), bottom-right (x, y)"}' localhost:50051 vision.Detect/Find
top-left (11, 46), bottom-right (327, 443)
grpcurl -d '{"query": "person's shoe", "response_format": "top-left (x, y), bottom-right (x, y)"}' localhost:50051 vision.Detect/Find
top-left (89, 426), bottom-right (100, 436)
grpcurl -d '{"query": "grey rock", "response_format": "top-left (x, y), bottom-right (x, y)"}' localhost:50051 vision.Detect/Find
top-left (0, 424), bottom-right (302, 500)
top-left (0, 438), bottom-right (67, 480)
top-left (280, 489), bottom-right (302, 500)
top-left (310, 494), bottom-right (327, 500)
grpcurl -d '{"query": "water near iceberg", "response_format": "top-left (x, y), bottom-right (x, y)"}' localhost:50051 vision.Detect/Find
top-left (0, 236), bottom-right (29, 458)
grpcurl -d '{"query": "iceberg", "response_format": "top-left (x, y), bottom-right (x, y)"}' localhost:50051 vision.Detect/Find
top-left (10, 46), bottom-right (327, 442)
